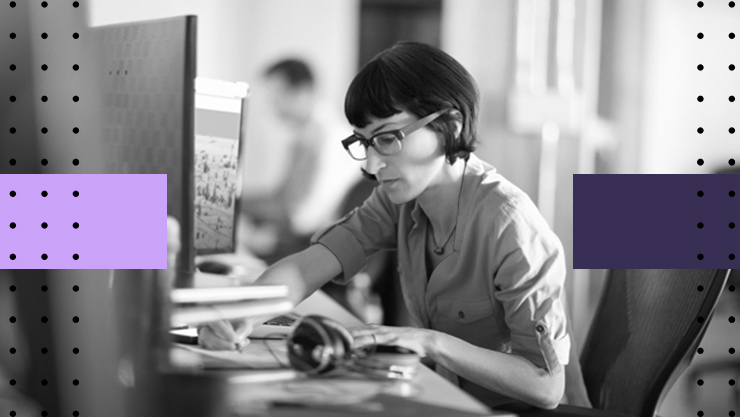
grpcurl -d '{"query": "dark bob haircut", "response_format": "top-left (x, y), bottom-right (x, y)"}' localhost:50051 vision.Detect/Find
top-left (345, 41), bottom-right (479, 164)
top-left (265, 58), bottom-right (314, 88)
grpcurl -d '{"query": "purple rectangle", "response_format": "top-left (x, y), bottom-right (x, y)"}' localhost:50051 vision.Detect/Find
top-left (0, 174), bottom-right (167, 269)
top-left (574, 174), bottom-right (740, 269)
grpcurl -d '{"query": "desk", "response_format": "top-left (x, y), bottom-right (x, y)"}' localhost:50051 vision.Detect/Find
top-left (191, 266), bottom-right (504, 416)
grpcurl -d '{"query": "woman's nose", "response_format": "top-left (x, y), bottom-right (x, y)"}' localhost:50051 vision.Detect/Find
top-left (363, 146), bottom-right (386, 175)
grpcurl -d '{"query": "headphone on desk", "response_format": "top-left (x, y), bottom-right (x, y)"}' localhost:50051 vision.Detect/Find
top-left (286, 315), bottom-right (421, 380)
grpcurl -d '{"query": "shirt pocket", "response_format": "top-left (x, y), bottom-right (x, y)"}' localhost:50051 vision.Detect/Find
top-left (434, 297), bottom-right (501, 349)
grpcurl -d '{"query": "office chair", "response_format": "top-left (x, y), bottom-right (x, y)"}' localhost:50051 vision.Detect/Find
top-left (520, 269), bottom-right (729, 417)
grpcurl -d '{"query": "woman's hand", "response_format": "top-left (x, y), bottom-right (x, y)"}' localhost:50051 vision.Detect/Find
top-left (197, 317), bottom-right (257, 351)
top-left (349, 324), bottom-right (438, 357)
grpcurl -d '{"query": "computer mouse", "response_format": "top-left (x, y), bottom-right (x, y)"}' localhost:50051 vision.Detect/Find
top-left (196, 260), bottom-right (233, 275)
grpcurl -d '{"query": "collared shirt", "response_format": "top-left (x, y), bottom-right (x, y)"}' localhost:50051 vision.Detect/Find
top-left (311, 154), bottom-right (571, 407)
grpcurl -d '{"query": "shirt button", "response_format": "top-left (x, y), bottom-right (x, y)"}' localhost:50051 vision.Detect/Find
top-left (458, 311), bottom-right (465, 319)
top-left (536, 325), bottom-right (545, 333)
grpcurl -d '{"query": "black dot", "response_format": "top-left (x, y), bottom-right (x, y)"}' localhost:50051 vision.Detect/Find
top-left (698, 95), bottom-right (704, 102)
top-left (41, 1), bottom-right (47, 7)
top-left (9, 127), bottom-right (15, 134)
top-left (42, 411), bottom-right (47, 417)
top-left (731, 412), bottom-right (736, 417)
top-left (10, 1), bottom-right (15, 7)
top-left (41, 347), bottom-right (47, 354)
top-left (41, 285), bottom-right (47, 292)
top-left (9, 316), bottom-right (15, 323)
top-left (698, 379), bottom-right (704, 385)
top-left (41, 254), bottom-right (47, 260)
top-left (698, 127), bottom-right (704, 134)
top-left (698, 347), bottom-right (704, 353)
top-left (9, 285), bottom-right (14, 292)
top-left (41, 222), bottom-right (47, 229)
top-left (73, 285), bottom-right (79, 292)
top-left (698, 1), bottom-right (704, 6)
top-left (9, 190), bottom-right (15, 197)
top-left (731, 96), bottom-right (736, 102)
top-left (8, 158), bottom-right (15, 166)
top-left (9, 254), bottom-right (15, 261)
top-left (731, 254), bottom-right (736, 260)
top-left (73, 222), bottom-right (79, 229)
top-left (731, 64), bottom-right (736, 71)
top-left (9, 411), bottom-right (14, 417)
top-left (731, 191), bottom-right (736, 197)
top-left (40, 33), bottom-right (47, 39)
top-left (72, 95), bottom-right (79, 102)
top-left (698, 190), bottom-right (704, 197)
top-left (731, 285), bottom-right (736, 291)
top-left (41, 127), bottom-right (47, 134)
top-left (41, 95), bottom-right (47, 102)
top-left (41, 379), bottom-right (47, 386)
top-left (72, 348), bottom-right (79, 354)
top-left (73, 1), bottom-right (79, 6)
top-left (698, 315), bottom-right (705, 322)
top-left (698, 222), bottom-right (704, 229)
top-left (698, 285), bottom-right (704, 292)
top-left (73, 412), bottom-right (79, 417)
top-left (10, 379), bottom-right (16, 386)
top-left (731, 379), bottom-right (736, 386)
top-left (698, 158), bottom-right (704, 166)
top-left (9, 64), bottom-right (17, 73)
top-left (73, 64), bottom-right (79, 71)
top-left (73, 158), bottom-right (79, 166)
top-left (72, 32), bottom-right (79, 39)
top-left (73, 127), bottom-right (79, 134)
top-left (730, 159), bottom-right (736, 166)
top-left (731, 316), bottom-right (736, 323)
top-left (698, 254), bottom-right (705, 260)
top-left (41, 158), bottom-right (47, 166)
top-left (731, 348), bottom-right (736, 354)
top-left (9, 347), bottom-right (15, 354)
top-left (72, 253), bottom-right (79, 260)
top-left (9, 95), bottom-right (16, 102)
top-left (72, 316), bottom-right (79, 323)
top-left (9, 33), bottom-right (16, 39)
top-left (72, 379), bottom-right (79, 386)
top-left (731, 127), bottom-right (736, 134)
top-left (699, 412), bottom-right (705, 417)
top-left (731, 33), bottom-right (736, 40)
top-left (41, 190), bottom-right (47, 197)
top-left (73, 190), bottom-right (79, 197)
top-left (9, 222), bottom-right (15, 229)
top-left (731, 222), bottom-right (736, 229)
top-left (40, 316), bottom-right (47, 323)
top-left (698, 33), bottom-right (704, 39)
top-left (40, 64), bottom-right (47, 71)
top-left (732, 1), bottom-right (737, 6)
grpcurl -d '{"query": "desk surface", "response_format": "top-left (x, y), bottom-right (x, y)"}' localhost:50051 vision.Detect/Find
top-left (191, 259), bottom-right (504, 416)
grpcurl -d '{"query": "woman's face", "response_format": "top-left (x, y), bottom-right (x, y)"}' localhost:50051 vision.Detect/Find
top-left (353, 111), bottom-right (446, 204)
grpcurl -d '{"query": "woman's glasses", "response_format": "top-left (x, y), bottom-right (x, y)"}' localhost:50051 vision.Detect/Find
top-left (341, 110), bottom-right (447, 161)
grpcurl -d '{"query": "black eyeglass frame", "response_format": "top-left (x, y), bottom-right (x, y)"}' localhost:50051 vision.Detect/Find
top-left (341, 109), bottom-right (448, 161)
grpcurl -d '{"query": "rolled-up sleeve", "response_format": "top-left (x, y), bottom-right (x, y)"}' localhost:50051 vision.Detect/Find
top-left (491, 198), bottom-right (570, 375)
top-left (311, 186), bottom-right (399, 284)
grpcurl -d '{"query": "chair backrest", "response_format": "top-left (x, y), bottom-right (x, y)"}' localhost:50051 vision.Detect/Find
top-left (579, 269), bottom-right (729, 417)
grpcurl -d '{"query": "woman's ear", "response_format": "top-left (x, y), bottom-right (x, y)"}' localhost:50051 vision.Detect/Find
top-left (448, 109), bottom-right (463, 139)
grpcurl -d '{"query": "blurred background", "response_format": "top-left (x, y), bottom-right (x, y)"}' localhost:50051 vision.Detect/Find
top-left (2, 0), bottom-right (739, 416)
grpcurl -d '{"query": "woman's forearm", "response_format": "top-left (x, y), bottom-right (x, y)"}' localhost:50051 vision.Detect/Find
top-left (428, 331), bottom-right (564, 409)
top-left (253, 243), bottom-right (342, 306)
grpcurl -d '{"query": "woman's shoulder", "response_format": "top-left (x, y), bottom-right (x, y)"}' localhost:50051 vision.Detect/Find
top-left (465, 155), bottom-right (534, 213)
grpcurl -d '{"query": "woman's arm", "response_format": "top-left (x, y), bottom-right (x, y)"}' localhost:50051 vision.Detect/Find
top-left (352, 325), bottom-right (564, 410)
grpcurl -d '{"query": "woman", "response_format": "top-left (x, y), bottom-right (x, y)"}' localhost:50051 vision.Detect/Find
top-left (201, 42), bottom-right (574, 409)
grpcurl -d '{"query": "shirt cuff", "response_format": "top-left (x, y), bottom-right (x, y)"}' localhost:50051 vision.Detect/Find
top-left (313, 225), bottom-right (366, 284)
top-left (510, 320), bottom-right (570, 376)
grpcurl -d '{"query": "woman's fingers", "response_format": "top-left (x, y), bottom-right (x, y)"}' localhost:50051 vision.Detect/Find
top-left (198, 325), bottom-right (238, 350)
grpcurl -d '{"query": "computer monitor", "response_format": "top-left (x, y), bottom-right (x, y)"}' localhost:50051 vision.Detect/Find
top-left (193, 78), bottom-right (248, 255)
top-left (95, 15), bottom-right (197, 283)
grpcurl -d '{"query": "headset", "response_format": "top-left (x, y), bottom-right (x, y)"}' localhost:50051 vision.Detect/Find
top-left (286, 315), bottom-right (421, 380)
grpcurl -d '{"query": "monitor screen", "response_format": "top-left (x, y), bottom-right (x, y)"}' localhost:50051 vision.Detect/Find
top-left (193, 78), bottom-right (248, 254)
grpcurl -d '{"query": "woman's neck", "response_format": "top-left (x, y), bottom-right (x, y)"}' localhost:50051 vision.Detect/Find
top-left (417, 158), bottom-right (467, 235)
